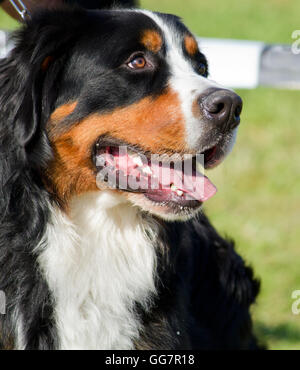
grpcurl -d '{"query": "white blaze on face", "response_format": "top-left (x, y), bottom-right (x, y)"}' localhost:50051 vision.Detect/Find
top-left (139, 10), bottom-right (226, 150)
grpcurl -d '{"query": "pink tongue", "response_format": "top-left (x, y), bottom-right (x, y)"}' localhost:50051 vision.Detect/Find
top-left (150, 162), bottom-right (217, 202)
top-left (105, 152), bottom-right (217, 202)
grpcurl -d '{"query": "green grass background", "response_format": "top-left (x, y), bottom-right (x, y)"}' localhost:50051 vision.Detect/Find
top-left (1, 0), bottom-right (300, 350)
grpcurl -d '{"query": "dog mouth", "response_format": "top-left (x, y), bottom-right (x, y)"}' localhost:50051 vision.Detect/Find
top-left (94, 138), bottom-right (218, 209)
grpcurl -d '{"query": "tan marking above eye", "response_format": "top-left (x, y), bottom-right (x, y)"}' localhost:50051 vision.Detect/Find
top-left (184, 35), bottom-right (199, 56)
top-left (141, 29), bottom-right (163, 53)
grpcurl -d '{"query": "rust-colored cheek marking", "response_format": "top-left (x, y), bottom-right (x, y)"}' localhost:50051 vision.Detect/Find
top-left (184, 35), bottom-right (199, 56)
top-left (141, 29), bottom-right (163, 53)
top-left (46, 88), bottom-right (186, 206)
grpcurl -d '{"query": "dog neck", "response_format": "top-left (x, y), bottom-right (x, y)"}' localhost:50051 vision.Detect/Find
top-left (36, 191), bottom-right (158, 350)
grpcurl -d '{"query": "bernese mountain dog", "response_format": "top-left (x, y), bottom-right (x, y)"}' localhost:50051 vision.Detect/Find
top-left (0, 0), bottom-right (261, 350)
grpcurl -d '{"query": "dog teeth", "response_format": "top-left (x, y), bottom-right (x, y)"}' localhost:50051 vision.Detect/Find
top-left (196, 161), bottom-right (204, 173)
top-left (132, 156), bottom-right (143, 167)
top-left (142, 166), bottom-right (152, 175)
top-left (96, 155), bottom-right (106, 166)
top-left (171, 184), bottom-right (183, 197)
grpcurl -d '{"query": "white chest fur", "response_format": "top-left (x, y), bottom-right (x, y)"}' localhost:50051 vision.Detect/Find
top-left (37, 191), bottom-right (158, 350)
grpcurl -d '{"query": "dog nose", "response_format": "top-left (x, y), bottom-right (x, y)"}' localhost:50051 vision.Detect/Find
top-left (201, 89), bottom-right (243, 130)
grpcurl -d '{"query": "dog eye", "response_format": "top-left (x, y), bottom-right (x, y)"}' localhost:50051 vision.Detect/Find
top-left (128, 56), bottom-right (147, 69)
top-left (198, 63), bottom-right (207, 76)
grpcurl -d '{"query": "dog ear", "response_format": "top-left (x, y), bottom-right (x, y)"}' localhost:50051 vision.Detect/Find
top-left (0, 8), bottom-right (88, 222)
top-left (0, 9), bottom-right (86, 169)
top-left (0, 51), bottom-right (49, 169)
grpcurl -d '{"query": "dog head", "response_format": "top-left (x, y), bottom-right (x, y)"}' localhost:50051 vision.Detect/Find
top-left (0, 7), bottom-right (242, 220)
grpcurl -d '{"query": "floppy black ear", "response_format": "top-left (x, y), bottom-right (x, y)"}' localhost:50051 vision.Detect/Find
top-left (0, 55), bottom-right (53, 170)
top-left (0, 8), bottom-right (89, 224)
top-left (0, 10), bottom-right (85, 169)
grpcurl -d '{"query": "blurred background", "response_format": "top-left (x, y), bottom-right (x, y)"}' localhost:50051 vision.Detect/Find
top-left (1, 0), bottom-right (300, 350)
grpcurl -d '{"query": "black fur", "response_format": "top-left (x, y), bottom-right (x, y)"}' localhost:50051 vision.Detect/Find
top-left (135, 214), bottom-right (260, 350)
top-left (65, 0), bottom-right (139, 8)
top-left (0, 3), bottom-right (261, 350)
